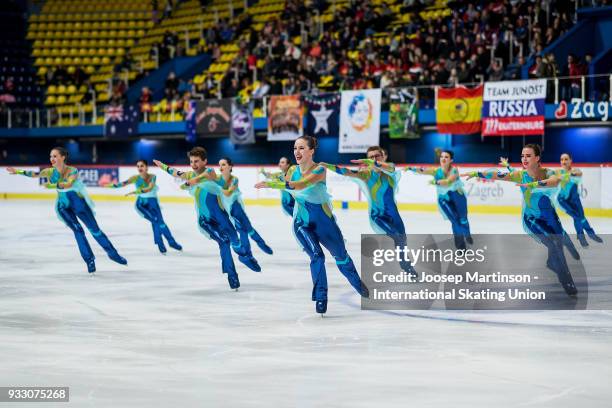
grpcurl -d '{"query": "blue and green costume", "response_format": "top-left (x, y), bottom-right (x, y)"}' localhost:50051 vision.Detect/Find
top-left (107, 174), bottom-right (182, 253)
top-left (407, 165), bottom-right (472, 249)
top-left (14, 167), bottom-right (126, 272)
top-left (216, 174), bottom-right (273, 255)
top-left (555, 169), bottom-right (602, 246)
top-left (473, 168), bottom-right (579, 296)
top-left (264, 164), bottom-right (369, 313)
top-left (157, 162), bottom-right (261, 289)
top-left (323, 161), bottom-right (415, 274)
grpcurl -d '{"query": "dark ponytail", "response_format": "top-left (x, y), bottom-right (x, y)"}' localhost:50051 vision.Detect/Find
top-left (52, 146), bottom-right (68, 162)
top-left (297, 135), bottom-right (318, 150)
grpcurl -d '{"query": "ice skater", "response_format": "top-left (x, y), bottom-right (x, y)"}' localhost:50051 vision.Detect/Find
top-left (463, 144), bottom-right (580, 296)
top-left (320, 145), bottom-right (416, 275)
top-left (255, 136), bottom-right (369, 314)
top-left (555, 153), bottom-right (603, 247)
top-left (260, 156), bottom-right (296, 217)
top-left (105, 159), bottom-right (182, 254)
top-left (153, 147), bottom-right (261, 290)
top-left (217, 157), bottom-right (273, 255)
top-left (405, 149), bottom-right (472, 249)
top-left (7, 147), bottom-right (127, 273)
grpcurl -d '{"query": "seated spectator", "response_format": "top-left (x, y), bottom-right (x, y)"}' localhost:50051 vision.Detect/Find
top-left (140, 87), bottom-right (153, 113)
top-left (487, 59), bottom-right (504, 81)
top-left (164, 71), bottom-right (179, 100)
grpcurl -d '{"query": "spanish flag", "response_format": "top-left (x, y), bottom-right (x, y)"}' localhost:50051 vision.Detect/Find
top-left (436, 85), bottom-right (484, 134)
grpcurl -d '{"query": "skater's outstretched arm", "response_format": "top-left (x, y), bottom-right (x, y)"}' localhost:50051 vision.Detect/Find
top-left (260, 168), bottom-right (282, 180)
top-left (516, 175), bottom-right (562, 189)
top-left (404, 166), bottom-right (436, 176)
top-left (184, 167), bottom-right (217, 186)
top-left (153, 159), bottom-right (191, 180)
top-left (105, 175), bottom-right (138, 188)
top-left (462, 168), bottom-right (522, 183)
top-left (6, 167), bottom-right (53, 178)
top-left (320, 162), bottom-right (367, 179)
top-left (255, 166), bottom-right (325, 191)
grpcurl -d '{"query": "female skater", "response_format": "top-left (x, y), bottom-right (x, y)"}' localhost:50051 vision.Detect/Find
top-left (463, 144), bottom-right (579, 296)
top-left (260, 156), bottom-right (296, 217)
top-left (255, 136), bottom-right (369, 314)
top-left (320, 146), bottom-right (415, 275)
top-left (153, 147), bottom-right (260, 290)
top-left (217, 157), bottom-right (273, 255)
top-left (405, 150), bottom-right (472, 249)
top-left (105, 159), bottom-right (182, 254)
top-left (555, 153), bottom-right (602, 247)
top-left (7, 147), bottom-right (127, 273)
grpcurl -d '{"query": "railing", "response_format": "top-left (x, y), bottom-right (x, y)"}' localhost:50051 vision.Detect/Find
top-left (1, 74), bottom-right (610, 129)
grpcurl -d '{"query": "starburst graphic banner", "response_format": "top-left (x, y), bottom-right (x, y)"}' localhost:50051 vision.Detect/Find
top-left (303, 93), bottom-right (340, 138)
top-left (339, 88), bottom-right (382, 153)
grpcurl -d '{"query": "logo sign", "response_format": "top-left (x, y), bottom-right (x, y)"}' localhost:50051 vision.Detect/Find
top-left (554, 100), bottom-right (611, 122)
top-left (230, 100), bottom-right (255, 145)
top-left (339, 89), bottom-right (382, 153)
top-left (482, 79), bottom-right (546, 136)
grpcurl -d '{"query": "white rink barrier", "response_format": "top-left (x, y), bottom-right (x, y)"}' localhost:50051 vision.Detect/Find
top-left (1, 165), bottom-right (611, 214)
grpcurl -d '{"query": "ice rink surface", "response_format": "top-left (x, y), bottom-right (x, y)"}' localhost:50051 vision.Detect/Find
top-left (1, 199), bottom-right (612, 407)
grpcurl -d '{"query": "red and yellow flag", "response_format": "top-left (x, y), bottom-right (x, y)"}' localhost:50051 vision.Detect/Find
top-left (436, 85), bottom-right (484, 135)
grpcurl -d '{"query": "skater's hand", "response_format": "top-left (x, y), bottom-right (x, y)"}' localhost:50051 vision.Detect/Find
top-left (499, 157), bottom-right (509, 167)
top-left (153, 159), bottom-right (163, 168)
top-left (460, 172), bottom-right (477, 180)
top-left (6, 167), bottom-right (17, 174)
top-left (254, 181), bottom-right (269, 189)
top-left (351, 158), bottom-right (376, 168)
top-left (185, 177), bottom-right (201, 186)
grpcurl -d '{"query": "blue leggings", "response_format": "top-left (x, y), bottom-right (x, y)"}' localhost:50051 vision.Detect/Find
top-left (57, 191), bottom-right (119, 264)
top-left (136, 197), bottom-right (178, 246)
top-left (438, 190), bottom-right (471, 241)
top-left (371, 207), bottom-right (415, 273)
top-left (281, 192), bottom-right (295, 217)
top-left (293, 202), bottom-right (365, 301)
top-left (557, 184), bottom-right (594, 235)
top-left (524, 209), bottom-right (575, 287)
top-left (229, 201), bottom-right (268, 253)
top-left (197, 194), bottom-right (252, 278)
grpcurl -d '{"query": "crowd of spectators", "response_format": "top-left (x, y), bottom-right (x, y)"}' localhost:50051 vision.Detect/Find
top-left (196, 0), bottom-right (598, 105)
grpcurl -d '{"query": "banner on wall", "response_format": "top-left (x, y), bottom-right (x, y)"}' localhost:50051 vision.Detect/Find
top-left (230, 100), bottom-right (255, 145)
top-left (339, 88), bottom-right (382, 153)
top-left (553, 100), bottom-right (611, 122)
top-left (267, 95), bottom-right (304, 141)
top-left (104, 105), bottom-right (139, 138)
top-left (436, 85), bottom-right (483, 135)
top-left (304, 93), bottom-right (340, 137)
top-left (195, 99), bottom-right (232, 136)
top-left (388, 88), bottom-right (419, 139)
top-left (482, 79), bottom-right (546, 136)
